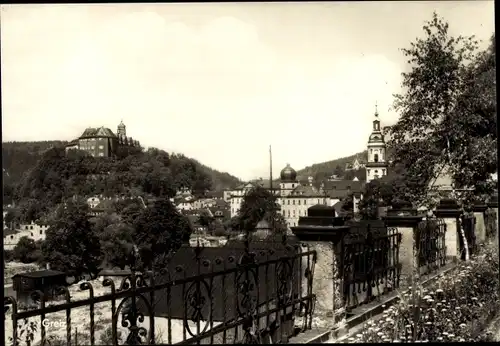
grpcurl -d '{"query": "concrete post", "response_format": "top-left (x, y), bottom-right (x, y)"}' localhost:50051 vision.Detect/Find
top-left (434, 198), bottom-right (462, 262)
top-left (382, 206), bottom-right (423, 287)
top-left (487, 197), bottom-right (498, 243)
top-left (291, 205), bottom-right (350, 337)
top-left (472, 204), bottom-right (488, 244)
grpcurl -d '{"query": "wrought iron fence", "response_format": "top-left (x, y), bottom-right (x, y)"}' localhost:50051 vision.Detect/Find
top-left (460, 213), bottom-right (477, 259)
top-left (341, 222), bottom-right (402, 312)
top-left (416, 218), bottom-right (447, 276)
top-left (4, 234), bottom-right (317, 345)
top-left (484, 208), bottom-right (498, 240)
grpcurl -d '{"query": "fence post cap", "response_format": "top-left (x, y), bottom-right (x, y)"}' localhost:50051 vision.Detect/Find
top-left (472, 204), bottom-right (488, 213)
top-left (291, 224), bottom-right (350, 242)
top-left (382, 215), bottom-right (423, 228)
top-left (434, 198), bottom-right (462, 218)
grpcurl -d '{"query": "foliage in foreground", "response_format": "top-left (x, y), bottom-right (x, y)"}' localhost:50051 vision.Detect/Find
top-left (388, 12), bottom-right (496, 208)
top-left (348, 244), bottom-right (499, 343)
top-left (230, 185), bottom-right (288, 234)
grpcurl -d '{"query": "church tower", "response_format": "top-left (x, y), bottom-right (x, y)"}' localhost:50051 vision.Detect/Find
top-left (117, 120), bottom-right (126, 137)
top-left (365, 103), bottom-right (388, 183)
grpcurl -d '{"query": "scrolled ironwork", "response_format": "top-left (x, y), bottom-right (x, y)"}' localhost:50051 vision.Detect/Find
top-left (183, 279), bottom-right (212, 337)
top-left (113, 272), bottom-right (154, 345)
top-left (4, 240), bottom-right (318, 345)
top-left (342, 222), bottom-right (402, 312)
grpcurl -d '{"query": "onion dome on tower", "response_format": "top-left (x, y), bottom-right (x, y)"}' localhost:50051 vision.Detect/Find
top-left (280, 163), bottom-right (297, 182)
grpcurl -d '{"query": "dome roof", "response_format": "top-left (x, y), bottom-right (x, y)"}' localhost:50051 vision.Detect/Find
top-left (118, 120), bottom-right (126, 129)
top-left (280, 163), bottom-right (297, 182)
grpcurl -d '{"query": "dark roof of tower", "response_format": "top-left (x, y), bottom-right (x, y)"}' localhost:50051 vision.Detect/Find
top-left (280, 163), bottom-right (297, 182)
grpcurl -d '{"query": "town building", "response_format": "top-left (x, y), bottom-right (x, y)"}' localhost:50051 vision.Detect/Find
top-left (65, 121), bottom-right (140, 158)
top-left (365, 106), bottom-right (388, 183)
top-left (3, 221), bottom-right (49, 250)
top-left (345, 156), bottom-right (366, 171)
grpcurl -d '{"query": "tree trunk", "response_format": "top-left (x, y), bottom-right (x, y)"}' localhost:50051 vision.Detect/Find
top-left (459, 217), bottom-right (470, 261)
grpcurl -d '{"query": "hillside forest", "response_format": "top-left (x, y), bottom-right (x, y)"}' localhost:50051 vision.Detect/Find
top-left (2, 142), bottom-right (241, 222)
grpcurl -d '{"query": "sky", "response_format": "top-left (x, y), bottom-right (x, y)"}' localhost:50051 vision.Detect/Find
top-left (1, 2), bottom-right (495, 181)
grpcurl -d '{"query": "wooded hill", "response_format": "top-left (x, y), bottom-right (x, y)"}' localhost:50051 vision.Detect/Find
top-left (2, 141), bottom-right (241, 216)
top-left (295, 151), bottom-right (368, 182)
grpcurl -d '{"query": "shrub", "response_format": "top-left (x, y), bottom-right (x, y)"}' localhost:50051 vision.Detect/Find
top-left (13, 237), bottom-right (38, 263)
top-left (348, 244), bottom-right (499, 343)
top-left (4, 249), bottom-right (15, 262)
top-left (99, 325), bottom-right (123, 345)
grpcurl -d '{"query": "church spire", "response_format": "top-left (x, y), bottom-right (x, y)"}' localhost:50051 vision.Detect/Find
top-left (375, 101), bottom-right (379, 117)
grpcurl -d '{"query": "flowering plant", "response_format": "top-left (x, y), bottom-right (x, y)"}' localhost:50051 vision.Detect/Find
top-left (348, 244), bottom-right (499, 343)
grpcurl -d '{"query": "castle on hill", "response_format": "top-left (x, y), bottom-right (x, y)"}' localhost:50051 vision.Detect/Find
top-left (65, 121), bottom-right (140, 158)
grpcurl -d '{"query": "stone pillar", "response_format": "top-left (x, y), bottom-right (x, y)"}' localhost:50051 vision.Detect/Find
top-left (434, 198), bottom-right (462, 261)
top-left (292, 221), bottom-right (350, 335)
top-left (487, 196), bottom-right (498, 243)
top-left (382, 206), bottom-right (423, 288)
top-left (472, 204), bottom-right (488, 244)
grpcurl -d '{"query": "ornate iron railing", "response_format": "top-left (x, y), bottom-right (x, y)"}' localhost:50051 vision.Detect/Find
top-left (460, 213), bottom-right (477, 259)
top-left (416, 218), bottom-right (447, 276)
top-left (341, 222), bottom-right (402, 312)
top-left (4, 236), bottom-right (317, 345)
top-left (484, 208), bottom-right (497, 240)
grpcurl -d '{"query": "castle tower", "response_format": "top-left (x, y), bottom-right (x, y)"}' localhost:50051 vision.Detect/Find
top-left (365, 103), bottom-right (388, 183)
top-left (117, 120), bottom-right (126, 137)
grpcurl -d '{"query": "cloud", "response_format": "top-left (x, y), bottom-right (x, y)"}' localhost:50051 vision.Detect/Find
top-left (3, 4), bottom-right (491, 181)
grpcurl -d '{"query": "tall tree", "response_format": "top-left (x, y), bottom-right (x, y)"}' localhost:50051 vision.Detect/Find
top-left (133, 199), bottom-right (192, 272)
top-left (99, 223), bottom-right (135, 270)
top-left (388, 13), bottom-right (495, 208)
top-left (234, 185), bottom-right (288, 234)
top-left (42, 200), bottom-right (101, 276)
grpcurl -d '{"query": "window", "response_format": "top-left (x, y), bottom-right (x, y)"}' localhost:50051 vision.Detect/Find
top-left (292, 200), bottom-right (295, 205)
top-left (30, 226), bottom-right (33, 230)
top-left (370, 149), bottom-right (373, 154)
top-left (374, 154), bottom-right (379, 162)
top-left (91, 146), bottom-right (95, 150)
top-left (317, 199), bottom-right (320, 204)
top-left (287, 210), bottom-right (290, 217)
top-left (375, 170), bottom-right (378, 174)
top-left (298, 200), bottom-right (301, 205)
top-left (31, 232), bottom-right (33, 237)
top-left (10, 235), bottom-right (13, 239)
top-left (287, 200), bottom-right (290, 205)
top-left (292, 184), bottom-right (295, 188)
top-left (40, 230), bottom-right (43, 235)
top-left (292, 210), bottom-right (296, 216)
top-left (25, 226), bottom-right (28, 230)
top-left (99, 152), bottom-right (104, 157)
top-left (99, 145), bottom-right (104, 149)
